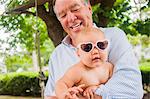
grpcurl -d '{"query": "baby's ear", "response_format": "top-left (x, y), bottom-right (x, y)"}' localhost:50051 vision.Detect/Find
top-left (76, 49), bottom-right (80, 57)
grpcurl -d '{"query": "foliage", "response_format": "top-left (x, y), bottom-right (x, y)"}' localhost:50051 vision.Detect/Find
top-left (4, 54), bottom-right (32, 72)
top-left (106, 1), bottom-right (139, 35)
top-left (0, 14), bottom-right (50, 51)
top-left (133, 19), bottom-right (150, 36)
top-left (140, 62), bottom-right (150, 89)
top-left (0, 0), bottom-right (56, 72)
top-left (92, 0), bottom-right (150, 36)
top-left (1, 0), bottom-right (29, 10)
top-left (127, 34), bottom-right (150, 63)
top-left (140, 62), bottom-right (150, 72)
top-left (113, 0), bottom-right (124, 7)
top-left (40, 40), bottom-right (55, 66)
top-left (92, 0), bottom-right (132, 30)
top-left (0, 72), bottom-right (48, 96)
top-left (3, 39), bottom-right (54, 72)
top-left (127, 34), bottom-right (150, 47)
top-left (92, 3), bottom-right (101, 25)
top-left (0, 74), bottom-right (4, 80)
top-left (0, 0), bottom-right (51, 51)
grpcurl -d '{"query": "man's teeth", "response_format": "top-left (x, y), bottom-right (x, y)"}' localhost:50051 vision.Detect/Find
top-left (72, 23), bottom-right (80, 28)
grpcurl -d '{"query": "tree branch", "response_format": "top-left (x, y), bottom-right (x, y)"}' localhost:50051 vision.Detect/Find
top-left (6, 0), bottom-right (51, 14)
top-left (6, 10), bottom-right (36, 16)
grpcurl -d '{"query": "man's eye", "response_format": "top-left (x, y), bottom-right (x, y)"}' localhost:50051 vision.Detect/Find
top-left (72, 9), bottom-right (79, 11)
top-left (72, 7), bottom-right (80, 12)
top-left (73, 9), bottom-right (79, 11)
top-left (60, 14), bottom-right (66, 18)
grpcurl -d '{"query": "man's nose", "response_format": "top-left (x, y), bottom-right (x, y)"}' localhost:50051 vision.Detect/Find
top-left (67, 11), bottom-right (77, 22)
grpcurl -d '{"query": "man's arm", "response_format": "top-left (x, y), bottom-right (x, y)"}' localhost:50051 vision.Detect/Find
top-left (44, 43), bottom-right (81, 98)
top-left (44, 54), bottom-right (57, 98)
top-left (95, 27), bottom-right (143, 98)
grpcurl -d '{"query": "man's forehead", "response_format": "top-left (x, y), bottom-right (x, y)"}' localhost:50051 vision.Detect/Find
top-left (54, 0), bottom-right (82, 14)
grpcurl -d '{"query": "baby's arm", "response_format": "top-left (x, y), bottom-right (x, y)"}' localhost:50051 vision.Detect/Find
top-left (56, 80), bottom-right (84, 99)
top-left (55, 66), bottom-right (83, 99)
top-left (107, 62), bottom-right (114, 78)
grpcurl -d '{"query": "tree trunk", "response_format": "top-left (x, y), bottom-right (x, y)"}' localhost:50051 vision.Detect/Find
top-left (37, 4), bottom-right (65, 46)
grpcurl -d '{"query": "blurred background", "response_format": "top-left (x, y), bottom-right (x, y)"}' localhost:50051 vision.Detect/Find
top-left (0, 0), bottom-right (149, 99)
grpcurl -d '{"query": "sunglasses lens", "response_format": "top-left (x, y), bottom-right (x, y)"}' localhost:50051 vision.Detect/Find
top-left (97, 41), bottom-right (108, 50)
top-left (81, 43), bottom-right (92, 52)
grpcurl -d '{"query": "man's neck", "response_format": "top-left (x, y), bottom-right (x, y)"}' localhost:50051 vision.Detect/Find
top-left (70, 38), bottom-right (76, 47)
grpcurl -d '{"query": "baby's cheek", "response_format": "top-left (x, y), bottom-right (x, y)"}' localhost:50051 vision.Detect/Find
top-left (83, 56), bottom-right (92, 66)
top-left (100, 51), bottom-right (108, 62)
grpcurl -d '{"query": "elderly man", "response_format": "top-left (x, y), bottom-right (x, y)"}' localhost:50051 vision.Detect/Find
top-left (44, 0), bottom-right (143, 99)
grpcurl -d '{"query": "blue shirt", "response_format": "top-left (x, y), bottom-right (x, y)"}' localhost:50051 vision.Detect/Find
top-left (44, 27), bottom-right (143, 98)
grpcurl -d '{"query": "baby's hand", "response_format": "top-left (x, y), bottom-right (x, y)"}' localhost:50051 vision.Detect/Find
top-left (83, 85), bottom-right (98, 99)
top-left (64, 84), bottom-right (85, 99)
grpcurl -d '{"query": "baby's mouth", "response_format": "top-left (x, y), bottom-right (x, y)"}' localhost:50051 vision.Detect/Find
top-left (92, 57), bottom-right (100, 62)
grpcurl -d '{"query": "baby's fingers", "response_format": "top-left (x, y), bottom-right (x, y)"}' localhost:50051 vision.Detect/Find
top-left (89, 90), bottom-right (94, 99)
top-left (72, 94), bottom-right (79, 99)
top-left (68, 88), bottom-right (79, 94)
top-left (83, 91), bottom-right (90, 99)
top-left (65, 92), bottom-right (73, 99)
top-left (77, 84), bottom-right (85, 92)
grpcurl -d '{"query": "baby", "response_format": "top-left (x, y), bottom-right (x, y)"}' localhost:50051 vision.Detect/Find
top-left (55, 27), bottom-right (113, 99)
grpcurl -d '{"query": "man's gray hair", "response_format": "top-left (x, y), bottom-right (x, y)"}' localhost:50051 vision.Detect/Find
top-left (53, 0), bottom-right (89, 16)
top-left (52, 0), bottom-right (89, 7)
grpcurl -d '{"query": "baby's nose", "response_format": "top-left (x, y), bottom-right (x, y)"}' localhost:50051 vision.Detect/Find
top-left (91, 46), bottom-right (99, 55)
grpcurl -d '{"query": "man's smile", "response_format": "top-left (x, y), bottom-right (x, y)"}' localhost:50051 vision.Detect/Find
top-left (70, 22), bottom-right (83, 31)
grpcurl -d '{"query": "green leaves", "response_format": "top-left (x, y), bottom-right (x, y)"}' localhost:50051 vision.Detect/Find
top-left (92, 3), bottom-right (101, 25)
top-left (135, 19), bottom-right (150, 36)
top-left (114, 0), bottom-right (124, 7)
top-left (91, 0), bottom-right (150, 36)
top-left (0, 0), bottom-right (54, 71)
top-left (0, 72), bottom-right (42, 96)
top-left (5, 54), bottom-right (32, 72)
top-left (127, 34), bottom-right (150, 47)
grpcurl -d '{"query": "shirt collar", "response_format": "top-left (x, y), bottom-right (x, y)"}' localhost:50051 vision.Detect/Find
top-left (62, 35), bottom-right (76, 49)
top-left (62, 35), bottom-right (71, 45)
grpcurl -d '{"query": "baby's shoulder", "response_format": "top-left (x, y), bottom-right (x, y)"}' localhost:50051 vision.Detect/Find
top-left (67, 63), bottom-right (82, 73)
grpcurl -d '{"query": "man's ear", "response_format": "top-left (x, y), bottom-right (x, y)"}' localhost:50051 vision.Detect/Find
top-left (89, 6), bottom-right (92, 14)
top-left (87, 1), bottom-right (92, 14)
